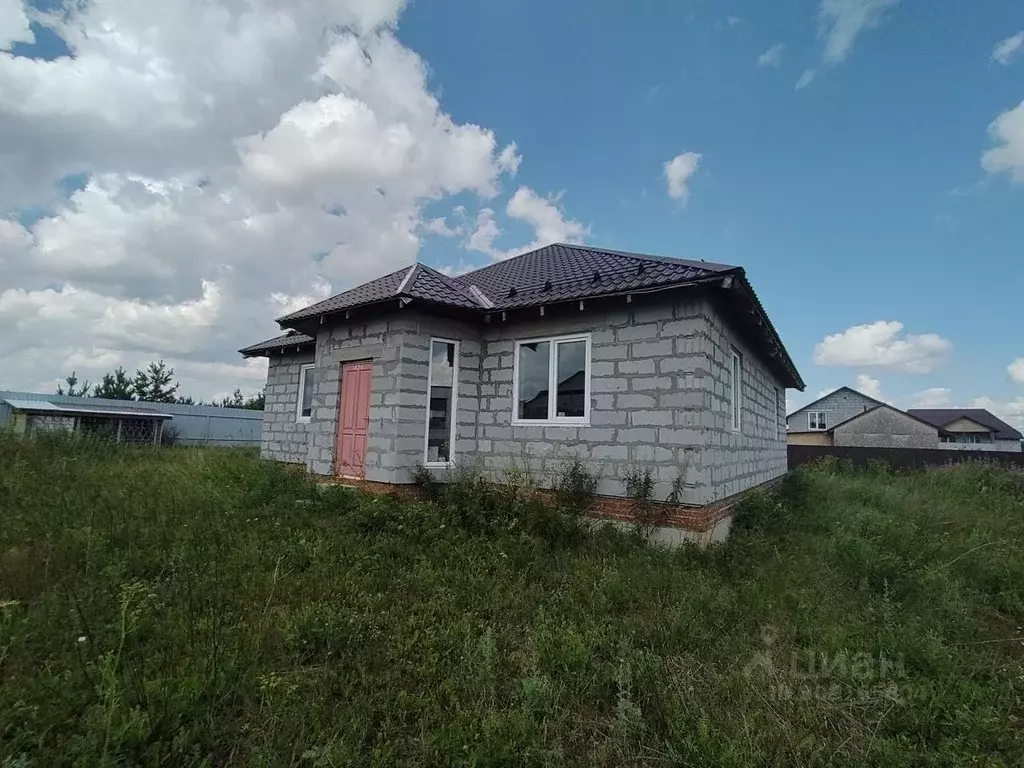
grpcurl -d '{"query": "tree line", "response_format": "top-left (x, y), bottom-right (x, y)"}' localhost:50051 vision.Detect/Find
top-left (56, 360), bottom-right (264, 410)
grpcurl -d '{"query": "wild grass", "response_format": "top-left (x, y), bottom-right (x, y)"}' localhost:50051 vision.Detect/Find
top-left (1, 434), bottom-right (1023, 766)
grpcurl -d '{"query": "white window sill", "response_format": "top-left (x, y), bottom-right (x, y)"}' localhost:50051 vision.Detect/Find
top-left (297, 416), bottom-right (311, 424)
top-left (422, 461), bottom-right (454, 469)
top-left (511, 419), bottom-right (590, 428)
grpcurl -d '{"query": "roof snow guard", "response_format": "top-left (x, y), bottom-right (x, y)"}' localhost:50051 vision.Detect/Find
top-left (263, 243), bottom-right (803, 389)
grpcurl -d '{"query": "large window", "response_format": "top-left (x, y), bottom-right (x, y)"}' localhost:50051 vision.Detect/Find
top-left (513, 334), bottom-right (590, 425)
top-left (730, 348), bottom-right (742, 432)
top-left (424, 339), bottom-right (458, 465)
top-left (808, 411), bottom-right (827, 430)
top-left (297, 364), bottom-right (315, 422)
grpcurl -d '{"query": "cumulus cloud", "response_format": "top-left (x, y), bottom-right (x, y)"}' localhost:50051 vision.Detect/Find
top-left (813, 320), bottom-right (952, 373)
top-left (992, 32), bottom-right (1024, 65)
top-left (0, 0), bottom-right (527, 398)
top-left (982, 100), bottom-right (1024, 182)
top-left (0, 0), bottom-right (33, 48)
top-left (465, 186), bottom-right (589, 261)
top-left (758, 43), bottom-right (785, 67)
top-left (795, 69), bottom-right (816, 90)
top-left (854, 373), bottom-right (887, 402)
top-left (912, 387), bottom-right (952, 408)
top-left (1010, 358), bottom-right (1024, 384)
top-left (663, 152), bottom-right (702, 203)
top-left (971, 396), bottom-right (1024, 433)
top-left (818, 0), bottom-right (897, 64)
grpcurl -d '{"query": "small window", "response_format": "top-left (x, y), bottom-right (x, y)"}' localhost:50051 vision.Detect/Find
top-left (513, 334), bottom-right (590, 425)
top-left (424, 339), bottom-right (458, 465)
top-left (808, 411), bottom-right (827, 430)
top-left (297, 364), bottom-right (315, 422)
top-left (730, 348), bottom-right (742, 432)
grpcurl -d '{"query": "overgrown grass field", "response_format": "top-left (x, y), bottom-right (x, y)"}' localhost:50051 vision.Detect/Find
top-left (1, 435), bottom-right (1023, 766)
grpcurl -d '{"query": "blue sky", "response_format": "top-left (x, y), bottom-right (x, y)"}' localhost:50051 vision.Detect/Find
top-left (400, 0), bottom-right (1024, 413)
top-left (0, 0), bottom-right (1021, 420)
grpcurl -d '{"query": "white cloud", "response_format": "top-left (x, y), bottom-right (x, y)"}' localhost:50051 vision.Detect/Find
top-left (971, 396), bottom-right (1024, 433)
top-left (982, 100), bottom-right (1024, 182)
top-left (818, 0), bottom-right (897, 64)
top-left (758, 43), bottom-right (785, 67)
top-left (1009, 358), bottom-right (1024, 384)
top-left (726, 16), bottom-right (741, 27)
top-left (912, 387), bottom-right (952, 408)
top-left (813, 320), bottom-right (952, 373)
top-left (663, 152), bottom-right (702, 203)
top-left (854, 373), bottom-right (887, 402)
top-left (0, 0), bottom-right (527, 399)
top-left (0, 0), bottom-right (32, 48)
top-left (992, 31), bottom-right (1024, 65)
top-left (465, 186), bottom-right (589, 261)
top-left (795, 69), bottom-right (816, 90)
top-left (423, 217), bottom-right (462, 237)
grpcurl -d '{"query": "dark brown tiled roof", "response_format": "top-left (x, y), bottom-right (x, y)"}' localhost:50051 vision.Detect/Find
top-left (276, 266), bottom-right (411, 323)
top-left (456, 243), bottom-right (734, 309)
top-left (239, 330), bottom-right (315, 357)
top-left (276, 263), bottom-right (487, 323)
top-left (907, 409), bottom-right (1023, 441)
top-left (268, 242), bottom-right (803, 388)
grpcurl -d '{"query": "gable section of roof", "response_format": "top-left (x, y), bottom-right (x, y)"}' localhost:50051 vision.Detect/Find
top-left (276, 266), bottom-right (411, 323)
top-left (406, 264), bottom-right (490, 309)
top-left (906, 409), bottom-right (1023, 441)
top-left (786, 386), bottom-right (885, 420)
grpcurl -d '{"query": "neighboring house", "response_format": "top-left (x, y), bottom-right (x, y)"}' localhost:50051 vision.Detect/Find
top-left (790, 398), bottom-right (943, 449)
top-left (787, 388), bottom-right (1022, 453)
top-left (786, 387), bottom-right (883, 445)
top-left (241, 243), bottom-right (804, 537)
top-left (907, 409), bottom-right (1023, 453)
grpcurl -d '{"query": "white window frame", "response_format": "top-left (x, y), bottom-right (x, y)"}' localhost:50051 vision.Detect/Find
top-left (511, 333), bottom-right (592, 427)
top-left (807, 411), bottom-right (827, 431)
top-left (296, 363), bottom-right (315, 423)
top-left (423, 338), bottom-right (460, 467)
top-left (730, 348), bottom-right (742, 432)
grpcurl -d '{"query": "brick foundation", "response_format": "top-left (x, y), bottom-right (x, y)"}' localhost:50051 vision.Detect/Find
top-left (318, 475), bottom-right (782, 534)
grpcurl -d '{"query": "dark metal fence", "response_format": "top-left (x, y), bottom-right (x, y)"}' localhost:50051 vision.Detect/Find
top-left (788, 444), bottom-right (1024, 471)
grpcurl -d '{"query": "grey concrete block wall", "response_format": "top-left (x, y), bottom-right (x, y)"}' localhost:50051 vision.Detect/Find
top-left (787, 388), bottom-right (877, 433)
top-left (473, 295), bottom-right (789, 505)
top-left (268, 293), bottom-right (791, 507)
top-left (304, 311), bottom-right (482, 483)
top-left (307, 316), bottom-right (396, 479)
top-left (260, 350), bottom-right (315, 464)
top-left (832, 407), bottom-right (939, 448)
top-left (702, 300), bottom-right (787, 502)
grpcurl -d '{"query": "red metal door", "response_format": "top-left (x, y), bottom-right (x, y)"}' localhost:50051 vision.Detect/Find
top-left (336, 361), bottom-right (372, 478)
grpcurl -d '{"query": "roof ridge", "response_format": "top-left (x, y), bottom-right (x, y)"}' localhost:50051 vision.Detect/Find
top-left (413, 263), bottom-right (495, 308)
top-left (395, 263), bottom-right (419, 295)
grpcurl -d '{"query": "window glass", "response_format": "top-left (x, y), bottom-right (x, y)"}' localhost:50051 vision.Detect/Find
top-left (299, 366), bottom-right (314, 419)
top-left (426, 340), bottom-right (456, 463)
top-left (555, 340), bottom-right (586, 418)
top-left (517, 341), bottom-right (550, 420)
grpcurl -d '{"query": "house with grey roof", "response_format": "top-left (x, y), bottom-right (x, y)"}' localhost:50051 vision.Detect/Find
top-left (787, 387), bottom-right (1022, 453)
top-left (907, 409), bottom-right (1023, 453)
top-left (241, 243), bottom-right (804, 539)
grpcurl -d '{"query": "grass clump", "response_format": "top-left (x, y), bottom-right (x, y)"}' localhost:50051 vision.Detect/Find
top-left (2, 433), bottom-right (1024, 766)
